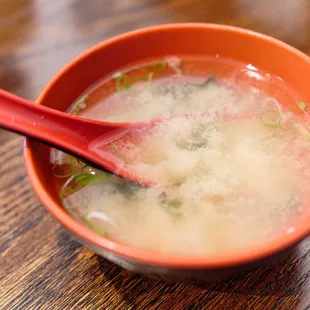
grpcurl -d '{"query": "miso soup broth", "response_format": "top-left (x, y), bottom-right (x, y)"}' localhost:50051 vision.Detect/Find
top-left (51, 56), bottom-right (310, 255)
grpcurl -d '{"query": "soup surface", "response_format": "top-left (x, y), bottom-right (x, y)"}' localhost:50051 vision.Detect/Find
top-left (51, 56), bottom-right (310, 255)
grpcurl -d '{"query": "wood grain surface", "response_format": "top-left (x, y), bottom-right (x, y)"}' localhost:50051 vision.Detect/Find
top-left (1, 0), bottom-right (310, 309)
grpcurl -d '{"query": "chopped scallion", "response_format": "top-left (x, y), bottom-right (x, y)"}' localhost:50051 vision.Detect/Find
top-left (115, 71), bottom-right (155, 92)
top-left (295, 123), bottom-right (310, 139)
top-left (83, 217), bottom-right (107, 236)
top-left (110, 142), bottom-right (122, 156)
top-left (74, 173), bottom-right (108, 186)
top-left (68, 156), bottom-right (81, 167)
top-left (260, 109), bottom-right (281, 128)
top-left (147, 72), bottom-right (154, 85)
top-left (71, 94), bottom-right (89, 115)
top-left (60, 185), bottom-right (77, 201)
top-left (299, 102), bottom-right (307, 111)
top-left (52, 164), bottom-right (73, 178)
top-left (151, 61), bottom-right (166, 71)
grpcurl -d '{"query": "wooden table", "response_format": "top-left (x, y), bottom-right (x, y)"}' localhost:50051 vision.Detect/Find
top-left (1, 0), bottom-right (310, 309)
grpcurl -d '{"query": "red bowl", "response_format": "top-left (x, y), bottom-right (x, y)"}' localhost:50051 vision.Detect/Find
top-left (24, 23), bottom-right (310, 282)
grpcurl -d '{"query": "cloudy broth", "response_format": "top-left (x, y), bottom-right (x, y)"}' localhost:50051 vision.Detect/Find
top-left (50, 56), bottom-right (310, 255)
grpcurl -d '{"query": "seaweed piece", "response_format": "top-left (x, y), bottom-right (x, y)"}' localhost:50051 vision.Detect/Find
top-left (115, 179), bottom-right (144, 198)
top-left (159, 192), bottom-right (182, 215)
top-left (176, 123), bottom-right (216, 151)
top-left (199, 75), bottom-right (217, 87)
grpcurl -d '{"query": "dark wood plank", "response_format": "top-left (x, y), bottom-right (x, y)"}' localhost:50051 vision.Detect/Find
top-left (0, 0), bottom-right (310, 309)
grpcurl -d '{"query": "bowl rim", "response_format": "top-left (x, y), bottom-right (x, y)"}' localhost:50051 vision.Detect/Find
top-left (24, 23), bottom-right (310, 269)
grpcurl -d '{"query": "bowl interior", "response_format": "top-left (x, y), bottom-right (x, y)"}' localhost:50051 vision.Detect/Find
top-left (25, 24), bottom-right (310, 268)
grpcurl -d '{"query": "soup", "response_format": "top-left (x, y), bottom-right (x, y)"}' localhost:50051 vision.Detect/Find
top-left (50, 56), bottom-right (310, 255)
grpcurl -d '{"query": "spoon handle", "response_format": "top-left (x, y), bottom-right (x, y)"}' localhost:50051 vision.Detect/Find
top-left (0, 89), bottom-right (119, 156)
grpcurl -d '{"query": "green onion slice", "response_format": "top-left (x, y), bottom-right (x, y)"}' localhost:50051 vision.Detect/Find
top-left (115, 60), bottom-right (166, 92)
top-left (68, 156), bottom-right (81, 167)
top-left (74, 173), bottom-right (108, 186)
top-left (147, 72), bottom-right (154, 85)
top-left (60, 185), bottom-right (77, 201)
top-left (260, 109), bottom-right (281, 128)
top-left (295, 123), bottom-right (310, 139)
top-left (52, 164), bottom-right (73, 178)
top-left (151, 61), bottom-right (166, 71)
top-left (70, 94), bottom-right (89, 115)
top-left (83, 217), bottom-right (107, 236)
top-left (299, 102), bottom-right (307, 111)
top-left (110, 142), bottom-right (122, 156)
top-left (59, 172), bottom-right (108, 202)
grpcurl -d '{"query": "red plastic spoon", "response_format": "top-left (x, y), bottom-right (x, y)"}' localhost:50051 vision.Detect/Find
top-left (0, 89), bottom-right (158, 186)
